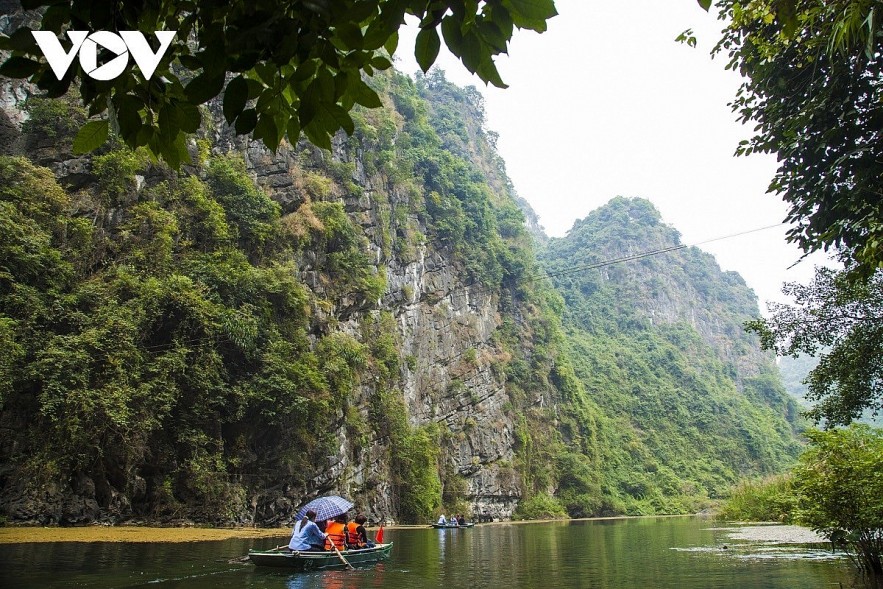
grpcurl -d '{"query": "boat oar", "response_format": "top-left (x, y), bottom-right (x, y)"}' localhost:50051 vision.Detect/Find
top-left (331, 543), bottom-right (355, 570)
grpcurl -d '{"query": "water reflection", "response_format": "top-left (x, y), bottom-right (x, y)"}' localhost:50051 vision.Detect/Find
top-left (284, 565), bottom-right (387, 589)
top-left (0, 518), bottom-right (853, 589)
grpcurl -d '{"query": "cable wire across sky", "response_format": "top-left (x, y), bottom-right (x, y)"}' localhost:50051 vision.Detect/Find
top-left (521, 222), bottom-right (788, 286)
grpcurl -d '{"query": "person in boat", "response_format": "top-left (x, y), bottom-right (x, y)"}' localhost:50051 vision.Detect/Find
top-left (289, 510), bottom-right (328, 552)
top-left (457, 514), bottom-right (466, 526)
top-left (346, 514), bottom-right (372, 549)
top-left (437, 514), bottom-right (447, 525)
top-left (324, 514), bottom-right (348, 551)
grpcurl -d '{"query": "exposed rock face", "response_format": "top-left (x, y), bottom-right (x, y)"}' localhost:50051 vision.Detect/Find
top-left (231, 129), bottom-right (523, 522)
top-left (0, 70), bottom-right (525, 524)
top-left (0, 26), bottom-right (798, 525)
top-left (552, 197), bottom-right (769, 383)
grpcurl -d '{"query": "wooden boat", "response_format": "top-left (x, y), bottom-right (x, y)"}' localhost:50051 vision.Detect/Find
top-left (248, 543), bottom-right (393, 570)
top-left (430, 522), bottom-right (474, 528)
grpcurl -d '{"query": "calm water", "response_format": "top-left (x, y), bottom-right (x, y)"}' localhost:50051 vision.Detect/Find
top-left (0, 517), bottom-right (851, 589)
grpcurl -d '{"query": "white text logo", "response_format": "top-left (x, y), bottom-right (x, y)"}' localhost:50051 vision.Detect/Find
top-left (31, 30), bottom-right (176, 81)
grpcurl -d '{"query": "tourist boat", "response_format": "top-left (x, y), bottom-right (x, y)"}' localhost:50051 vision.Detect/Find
top-left (430, 522), bottom-right (475, 528)
top-left (248, 543), bottom-right (394, 570)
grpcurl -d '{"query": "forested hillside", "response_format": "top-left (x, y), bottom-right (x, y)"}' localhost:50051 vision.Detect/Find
top-left (0, 63), bottom-right (800, 524)
top-left (534, 198), bottom-right (802, 516)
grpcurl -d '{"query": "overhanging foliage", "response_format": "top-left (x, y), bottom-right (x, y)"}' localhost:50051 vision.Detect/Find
top-left (0, 0), bottom-right (556, 164)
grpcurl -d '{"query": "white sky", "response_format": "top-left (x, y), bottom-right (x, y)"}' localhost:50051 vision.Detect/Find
top-left (395, 0), bottom-right (837, 313)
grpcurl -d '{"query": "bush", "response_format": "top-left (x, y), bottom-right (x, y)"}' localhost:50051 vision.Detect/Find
top-left (717, 475), bottom-right (797, 523)
top-left (22, 96), bottom-right (86, 142)
top-left (513, 493), bottom-right (567, 520)
top-left (793, 425), bottom-right (883, 580)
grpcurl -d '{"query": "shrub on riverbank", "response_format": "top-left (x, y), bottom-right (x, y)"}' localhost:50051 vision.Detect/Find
top-left (513, 493), bottom-right (568, 520)
top-left (717, 475), bottom-right (796, 523)
top-left (719, 425), bottom-right (883, 583)
top-left (794, 425), bottom-right (883, 581)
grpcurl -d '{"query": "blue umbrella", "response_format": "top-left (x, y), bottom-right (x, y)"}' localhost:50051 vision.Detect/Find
top-left (296, 495), bottom-right (354, 521)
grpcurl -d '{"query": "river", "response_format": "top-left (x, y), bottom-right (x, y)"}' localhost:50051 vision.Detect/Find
top-left (0, 517), bottom-right (851, 588)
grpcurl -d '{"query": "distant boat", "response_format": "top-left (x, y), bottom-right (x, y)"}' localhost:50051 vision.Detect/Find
top-left (430, 522), bottom-right (475, 528)
top-left (248, 543), bottom-right (393, 570)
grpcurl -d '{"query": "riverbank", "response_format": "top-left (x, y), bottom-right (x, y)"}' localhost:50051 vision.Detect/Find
top-left (0, 525), bottom-right (292, 544)
top-left (0, 523), bottom-right (442, 544)
top-left (0, 523), bottom-right (538, 544)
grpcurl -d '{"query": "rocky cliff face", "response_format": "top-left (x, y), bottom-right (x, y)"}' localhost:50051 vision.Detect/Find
top-left (212, 90), bottom-right (525, 521)
top-left (0, 61), bottom-right (534, 524)
top-left (0, 15), bottom-right (802, 525)
top-left (545, 197), bottom-right (769, 383)
top-left (536, 197), bottom-right (801, 515)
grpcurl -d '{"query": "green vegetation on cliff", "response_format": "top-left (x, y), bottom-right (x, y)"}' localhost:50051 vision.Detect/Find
top-left (533, 197), bottom-right (802, 516)
top-left (0, 68), bottom-right (802, 525)
top-left (0, 68), bottom-right (556, 524)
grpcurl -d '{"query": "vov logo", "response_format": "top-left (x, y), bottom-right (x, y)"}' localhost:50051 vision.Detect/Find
top-left (31, 30), bottom-right (176, 81)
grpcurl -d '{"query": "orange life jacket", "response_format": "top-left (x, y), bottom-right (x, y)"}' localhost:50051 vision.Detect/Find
top-left (346, 521), bottom-right (365, 547)
top-left (324, 521), bottom-right (347, 550)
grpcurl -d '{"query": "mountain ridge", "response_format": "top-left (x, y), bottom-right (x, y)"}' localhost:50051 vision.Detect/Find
top-left (0, 66), bottom-right (800, 525)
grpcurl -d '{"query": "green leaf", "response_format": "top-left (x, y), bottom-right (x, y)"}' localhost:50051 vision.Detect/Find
top-left (72, 120), bottom-right (109, 154)
top-left (292, 59), bottom-right (318, 83)
top-left (504, 0), bottom-right (558, 22)
top-left (246, 78), bottom-right (265, 100)
top-left (477, 20), bottom-right (508, 53)
top-left (384, 31), bottom-right (399, 56)
top-left (441, 16), bottom-right (464, 58)
top-left (135, 125), bottom-right (154, 148)
top-left (334, 71), bottom-right (350, 101)
top-left (364, 4), bottom-right (405, 49)
top-left (223, 76), bottom-right (249, 124)
top-left (350, 80), bottom-right (382, 108)
top-left (286, 116), bottom-right (301, 146)
top-left (7, 28), bottom-right (37, 52)
top-left (415, 27), bottom-right (441, 73)
top-left (334, 22), bottom-right (364, 49)
top-left (371, 55), bottom-right (392, 70)
top-left (41, 4), bottom-right (71, 33)
top-left (184, 72), bottom-right (225, 105)
top-left (234, 108), bottom-right (258, 135)
top-left (697, 0), bottom-right (712, 10)
top-left (180, 103), bottom-right (201, 133)
top-left (347, 0), bottom-right (378, 23)
top-left (254, 114), bottom-right (280, 152)
top-left (159, 130), bottom-right (191, 169)
top-left (114, 95), bottom-right (143, 139)
top-left (177, 54), bottom-right (202, 70)
top-left (255, 62), bottom-right (277, 86)
top-left (321, 103), bottom-right (355, 136)
top-left (303, 120), bottom-right (332, 150)
top-left (273, 108), bottom-right (290, 146)
top-left (459, 30), bottom-right (483, 73)
top-left (0, 56), bottom-right (41, 78)
top-left (477, 57), bottom-right (508, 89)
top-left (159, 103), bottom-right (183, 140)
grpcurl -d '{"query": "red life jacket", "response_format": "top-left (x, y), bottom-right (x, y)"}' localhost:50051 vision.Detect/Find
top-left (324, 521), bottom-right (346, 550)
top-left (346, 521), bottom-right (364, 547)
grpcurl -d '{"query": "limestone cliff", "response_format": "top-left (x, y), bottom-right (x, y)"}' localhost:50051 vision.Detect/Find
top-left (0, 23), bottom-right (801, 525)
top-left (0, 66), bottom-right (543, 524)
